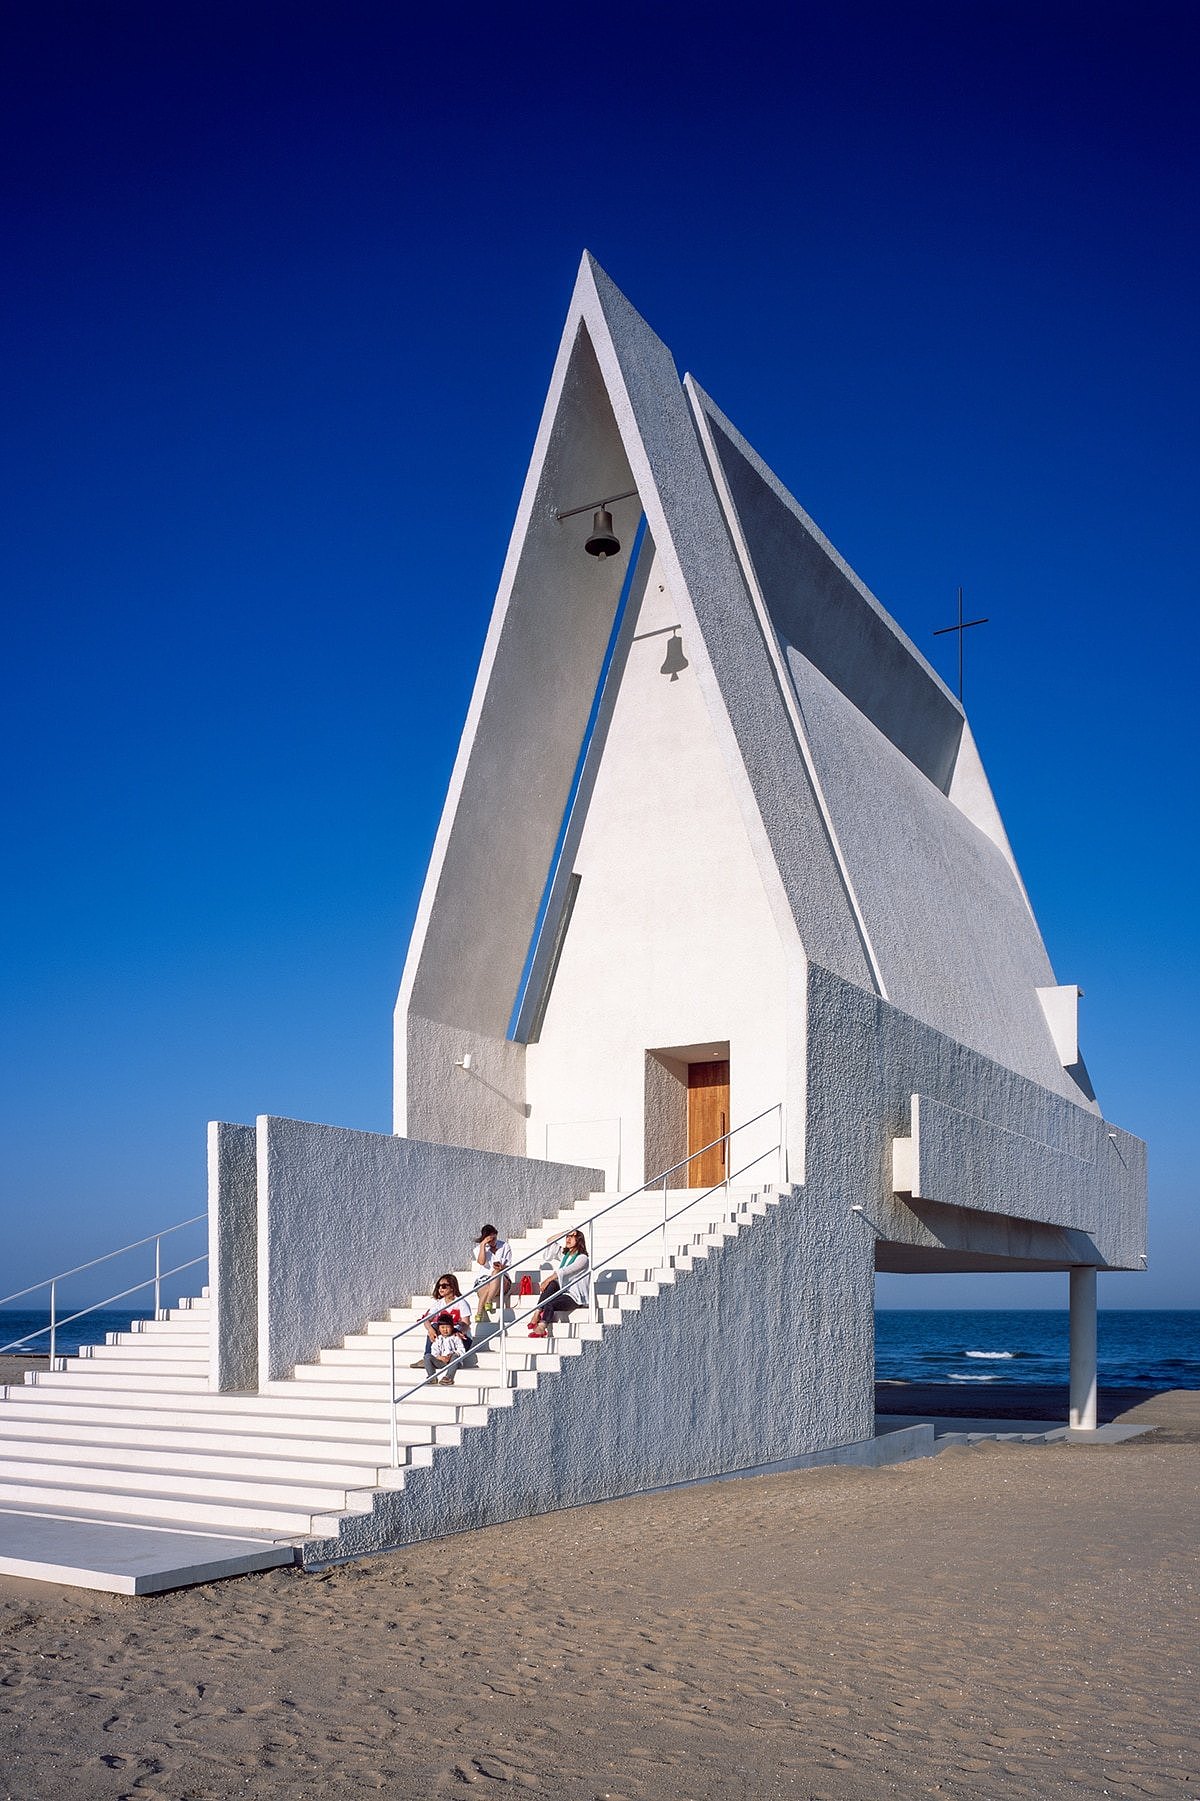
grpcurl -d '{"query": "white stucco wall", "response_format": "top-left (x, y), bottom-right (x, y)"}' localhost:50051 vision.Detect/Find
top-left (525, 554), bottom-right (791, 1189)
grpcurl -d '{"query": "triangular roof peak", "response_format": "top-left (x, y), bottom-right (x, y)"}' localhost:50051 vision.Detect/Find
top-left (398, 259), bottom-right (1084, 1107)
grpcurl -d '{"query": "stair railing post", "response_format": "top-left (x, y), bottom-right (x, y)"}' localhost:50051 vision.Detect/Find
top-left (662, 1174), bottom-right (668, 1258)
top-left (154, 1234), bottom-right (162, 1318)
top-left (778, 1101), bottom-right (786, 1186)
top-left (499, 1282), bottom-right (508, 1389)
top-left (389, 1334), bottom-right (399, 1468)
top-left (49, 1278), bottom-right (56, 1366)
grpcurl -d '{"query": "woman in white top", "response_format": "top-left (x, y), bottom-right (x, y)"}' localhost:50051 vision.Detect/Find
top-left (528, 1229), bottom-right (590, 1338)
top-left (410, 1274), bottom-right (474, 1367)
top-left (470, 1223), bottom-right (513, 1322)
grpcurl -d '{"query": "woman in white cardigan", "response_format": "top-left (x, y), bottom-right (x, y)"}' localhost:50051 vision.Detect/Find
top-left (527, 1229), bottom-right (590, 1338)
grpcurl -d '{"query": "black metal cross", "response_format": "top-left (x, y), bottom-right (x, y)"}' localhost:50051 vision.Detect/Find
top-left (933, 587), bottom-right (989, 702)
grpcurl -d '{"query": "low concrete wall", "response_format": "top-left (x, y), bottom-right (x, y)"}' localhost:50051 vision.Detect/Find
top-left (907, 1090), bottom-right (1143, 1242)
top-left (300, 1180), bottom-right (877, 1562)
top-left (207, 1122), bottom-right (258, 1392)
top-left (804, 965), bottom-right (1147, 1273)
top-left (256, 1117), bottom-right (602, 1382)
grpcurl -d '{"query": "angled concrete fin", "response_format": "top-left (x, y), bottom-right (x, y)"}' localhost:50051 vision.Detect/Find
top-left (688, 382), bottom-right (963, 790)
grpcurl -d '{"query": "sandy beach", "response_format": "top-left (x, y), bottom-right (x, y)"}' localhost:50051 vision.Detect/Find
top-left (0, 1392), bottom-right (1195, 1800)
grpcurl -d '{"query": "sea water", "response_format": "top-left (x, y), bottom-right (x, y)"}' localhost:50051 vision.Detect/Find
top-left (0, 1307), bottom-right (155, 1359)
top-left (4, 1306), bottom-right (1199, 1392)
top-left (875, 1309), bottom-right (1200, 1390)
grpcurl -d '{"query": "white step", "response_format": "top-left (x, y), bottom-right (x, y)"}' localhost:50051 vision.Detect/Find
top-left (0, 1414), bottom-right (446, 1457)
top-left (24, 1369), bottom-right (210, 1392)
top-left (2, 1386), bottom-right (484, 1428)
top-left (0, 1437), bottom-right (411, 1486)
top-left (288, 1362), bottom-right (505, 1394)
top-left (107, 1326), bottom-right (208, 1345)
top-left (261, 1377), bottom-right (513, 1411)
top-left (0, 1476), bottom-right (344, 1535)
top-left (0, 1455), bottom-right (371, 1511)
top-left (81, 1346), bottom-right (209, 1367)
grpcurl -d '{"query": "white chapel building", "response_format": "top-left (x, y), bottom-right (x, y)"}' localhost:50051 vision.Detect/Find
top-left (396, 249), bottom-right (1145, 1385)
top-left (0, 256), bottom-right (1147, 1592)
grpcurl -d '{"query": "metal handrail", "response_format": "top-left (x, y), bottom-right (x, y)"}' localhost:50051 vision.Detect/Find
top-left (0, 1214), bottom-right (208, 1363)
top-left (387, 1105), bottom-right (784, 1464)
top-left (0, 1213), bottom-right (207, 1307)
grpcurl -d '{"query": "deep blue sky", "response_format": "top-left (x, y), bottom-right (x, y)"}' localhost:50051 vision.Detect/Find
top-left (2, 2), bottom-right (1196, 1309)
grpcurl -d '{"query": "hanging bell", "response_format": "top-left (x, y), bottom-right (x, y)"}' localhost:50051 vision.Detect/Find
top-left (660, 631), bottom-right (689, 681)
top-left (584, 506), bottom-right (621, 559)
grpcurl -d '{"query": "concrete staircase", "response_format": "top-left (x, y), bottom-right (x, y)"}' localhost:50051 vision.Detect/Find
top-left (0, 1182), bottom-right (781, 1591)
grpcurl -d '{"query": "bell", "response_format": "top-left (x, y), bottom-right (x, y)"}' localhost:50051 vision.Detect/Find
top-left (660, 631), bottom-right (689, 681)
top-left (584, 506), bottom-right (621, 559)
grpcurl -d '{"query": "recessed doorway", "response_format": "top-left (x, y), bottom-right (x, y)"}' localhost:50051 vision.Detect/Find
top-left (645, 1042), bottom-right (730, 1189)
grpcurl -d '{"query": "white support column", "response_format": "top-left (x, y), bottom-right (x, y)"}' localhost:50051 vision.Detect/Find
top-left (1069, 1265), bottom-right (1098, 1431)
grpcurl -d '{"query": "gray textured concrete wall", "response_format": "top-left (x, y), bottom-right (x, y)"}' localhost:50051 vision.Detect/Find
top-left (207, 1121), bottom-right (258, 1392)
top-left (908, 1090), bottom-right (1141, 1240)
top-left (804, 966), bottom-right (1146, 1274)
top-left (301, 1179), bottom-right (875, 1562)
top-left (401, 1014), bottom-right (527, 1156)
top-left (698, 395), bottom-right (963, 791)
top-left (256, 1117), bottom-right (602, 1381)
top-left (877, 1193), bottom-right (1108, 1273)
top-left (786, 649), bottom-right (1087, 1105)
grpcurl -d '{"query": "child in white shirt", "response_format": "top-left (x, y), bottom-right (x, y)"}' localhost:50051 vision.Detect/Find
top-left (424, 1313), bottom-right (467, 1385)
top-left (411, 1274), bottom-right (474, 1367)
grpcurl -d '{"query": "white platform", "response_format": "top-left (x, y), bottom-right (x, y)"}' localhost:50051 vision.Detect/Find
top-left (0, 1505), bottom-right (296, 1595)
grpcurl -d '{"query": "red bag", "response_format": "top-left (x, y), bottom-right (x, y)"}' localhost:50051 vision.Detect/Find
top-left (518, 1273), bottom-right (533, 1298)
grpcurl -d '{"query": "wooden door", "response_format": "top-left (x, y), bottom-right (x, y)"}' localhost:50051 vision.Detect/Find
top-left (686, 1060), bottom-right (730, 1188)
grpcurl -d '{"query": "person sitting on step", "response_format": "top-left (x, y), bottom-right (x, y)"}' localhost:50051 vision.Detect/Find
top-left (470, 1224), bottom-right (513, 1322)
top-left (424, 1312), bottom-right (467, 1385)
top-left (411, 1274), bottom-right (474, 1367)
top-left (528, 1228), bottom-right (590, 1338)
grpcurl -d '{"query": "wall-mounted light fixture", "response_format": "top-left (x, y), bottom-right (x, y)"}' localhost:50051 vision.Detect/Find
top-left (556, 488), bottom-right (638, 560)
top-left (455, 1053), bottom-right (473, 1073)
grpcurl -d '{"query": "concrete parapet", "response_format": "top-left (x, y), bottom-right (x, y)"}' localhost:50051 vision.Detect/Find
top-left (207, 1122), bottom-right (258, 1393)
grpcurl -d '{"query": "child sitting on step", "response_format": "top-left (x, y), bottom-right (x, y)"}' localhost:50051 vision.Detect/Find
top-left (423, 1313), bottom-right (467, 1386)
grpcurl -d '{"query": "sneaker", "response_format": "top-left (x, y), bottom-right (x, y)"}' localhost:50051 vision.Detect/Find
top-left (409, 1359), bottom-right (426, 1369)
top-left (440, 1374), bottom-right (455, 1386)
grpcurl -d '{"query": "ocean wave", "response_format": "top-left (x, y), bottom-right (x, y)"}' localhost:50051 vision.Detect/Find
top-left (964, 1349), bottom-right (1018, 1359)
top-left (947, 1372), bottom-right (1000, 1382)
